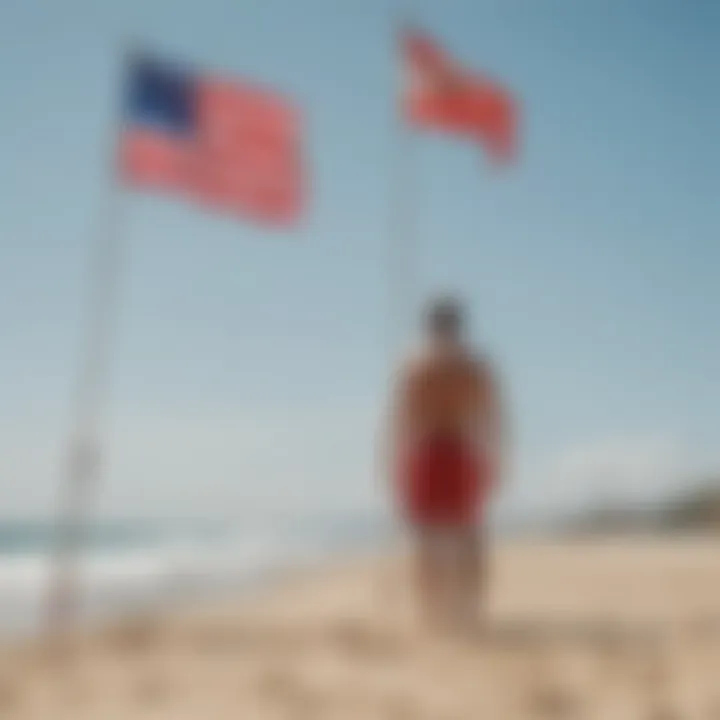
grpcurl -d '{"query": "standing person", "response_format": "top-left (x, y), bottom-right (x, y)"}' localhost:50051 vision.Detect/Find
top-left (386, 296), bottom-right (504, 631)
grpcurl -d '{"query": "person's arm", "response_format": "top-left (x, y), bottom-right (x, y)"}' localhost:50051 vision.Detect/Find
top-left (479, 358), bottom-right (506, 486)
top-left (378, 359), bottom-right (416, 491)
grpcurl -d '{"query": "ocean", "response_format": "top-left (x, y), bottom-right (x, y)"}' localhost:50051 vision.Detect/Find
top-left (0, 514), bottom-right (393, 637)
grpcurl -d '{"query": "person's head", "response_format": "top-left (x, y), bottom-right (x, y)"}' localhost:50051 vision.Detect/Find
top-left (424, 295), bottom-right (465, 343)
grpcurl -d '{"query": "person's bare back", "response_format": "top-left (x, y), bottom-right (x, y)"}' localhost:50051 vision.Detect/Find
top-left (401, 344), bottom-right (494, 448)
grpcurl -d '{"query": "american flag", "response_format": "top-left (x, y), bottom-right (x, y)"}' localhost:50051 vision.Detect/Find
top-left (120, 53), bottom-right (303, 225)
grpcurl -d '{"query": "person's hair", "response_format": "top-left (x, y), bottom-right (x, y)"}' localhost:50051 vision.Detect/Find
top-left (425, 295), bottom-right (465, 338)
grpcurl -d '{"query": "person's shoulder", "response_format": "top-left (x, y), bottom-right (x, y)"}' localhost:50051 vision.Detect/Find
top-left (465, 346), bottom-right (497, 380)
top-left (401, 346), bottom-right (429, 374)
top-left (462, 344), bottom-right (486, 367)
top-left (396, 345), bottom-right (433, 382)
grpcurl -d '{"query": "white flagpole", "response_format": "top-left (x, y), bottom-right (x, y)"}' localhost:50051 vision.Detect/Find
top-left (388, 15), bottom-right (417, 360)
top-left (46, 45), bottom-right (130, 637)
top-left (378, 9), bottom-right (419, 616)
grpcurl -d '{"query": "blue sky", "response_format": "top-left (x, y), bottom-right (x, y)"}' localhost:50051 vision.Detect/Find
top-left (1, 0), bottom-right (718, 520)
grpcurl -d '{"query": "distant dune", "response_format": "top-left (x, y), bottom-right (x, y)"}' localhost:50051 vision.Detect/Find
top-left (563, 482), bottom-right (720, 535)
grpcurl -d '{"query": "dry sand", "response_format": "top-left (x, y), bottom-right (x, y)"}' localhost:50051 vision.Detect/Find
top-left (1, 536), bottom-right (720, 719)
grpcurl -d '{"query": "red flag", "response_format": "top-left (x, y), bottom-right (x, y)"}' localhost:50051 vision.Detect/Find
top-left (120, 55), bottom-right (303, 226)
top-left (402, 29), bottom-right (517, 162)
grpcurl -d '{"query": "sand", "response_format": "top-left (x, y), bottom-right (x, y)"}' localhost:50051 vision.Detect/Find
top-left (2, 536), bottom-right (720, 719)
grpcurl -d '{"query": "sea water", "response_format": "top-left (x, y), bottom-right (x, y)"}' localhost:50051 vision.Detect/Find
top-left (0, 514), bottom-right (393, 637)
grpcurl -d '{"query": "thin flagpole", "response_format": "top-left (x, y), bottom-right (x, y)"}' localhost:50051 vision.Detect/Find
top-left (46, 44), bottom-right (130, 637)
top-left (388, 15), bottom-right (417, 361)
top-left (378, 7), bottom-right (419, 617)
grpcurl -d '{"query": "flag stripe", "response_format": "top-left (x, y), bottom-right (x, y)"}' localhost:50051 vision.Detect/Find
top-left (120, 54), bottom-right (303, 225)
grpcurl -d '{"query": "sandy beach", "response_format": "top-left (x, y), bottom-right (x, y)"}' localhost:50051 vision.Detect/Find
top-left (2, 536), bottom-right (720, 719)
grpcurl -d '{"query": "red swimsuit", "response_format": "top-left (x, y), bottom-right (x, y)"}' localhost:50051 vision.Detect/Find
top-left (399, 431), bottom-right (492, 527)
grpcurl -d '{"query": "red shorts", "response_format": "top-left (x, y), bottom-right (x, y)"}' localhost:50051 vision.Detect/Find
top-left (398, 433), bottom-right (491, 527)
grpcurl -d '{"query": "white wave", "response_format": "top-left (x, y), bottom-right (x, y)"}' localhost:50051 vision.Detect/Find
top-left (0, 529), bottom-right (325, 636)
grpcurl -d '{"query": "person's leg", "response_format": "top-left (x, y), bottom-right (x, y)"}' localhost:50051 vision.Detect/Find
top-left (412, 526), bottom-right (445, 629)
top-left (449, 446), bottom-right (490, 633)
top-left (453, 523), bottom-right (485, 631)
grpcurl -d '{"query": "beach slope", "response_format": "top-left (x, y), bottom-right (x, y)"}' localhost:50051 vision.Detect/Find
top-left (2, 537), bottom-right (720, 719)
